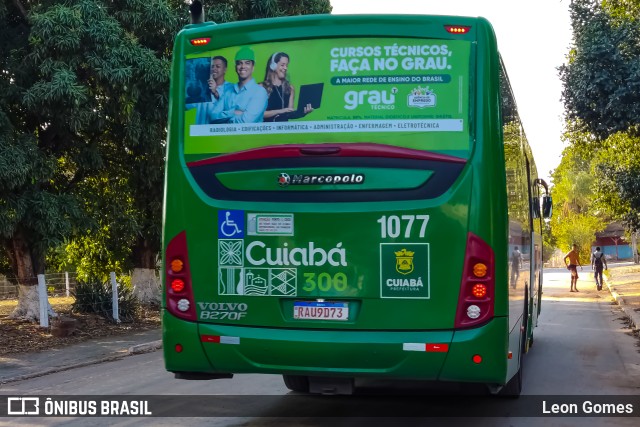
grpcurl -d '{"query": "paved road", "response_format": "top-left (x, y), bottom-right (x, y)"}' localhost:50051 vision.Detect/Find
top-left (2, 271), bottom-right (639, 426)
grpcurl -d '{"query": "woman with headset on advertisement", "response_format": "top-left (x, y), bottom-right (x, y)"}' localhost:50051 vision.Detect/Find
top-left (260, 52), bottom-right (313, 122)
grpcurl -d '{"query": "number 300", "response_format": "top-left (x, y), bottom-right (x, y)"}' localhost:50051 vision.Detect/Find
top-left (303, 272), bottom-right (348, 292)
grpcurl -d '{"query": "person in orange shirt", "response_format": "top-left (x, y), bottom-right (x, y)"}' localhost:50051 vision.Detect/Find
top-left (564, 244), bottom-right (583, 292)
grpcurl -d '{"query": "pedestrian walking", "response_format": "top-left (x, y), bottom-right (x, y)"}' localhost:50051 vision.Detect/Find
top-left (564, 244), bottom-right (583, 292)
top-left (591, 246), bottom-right (608, 291)
top-left (510, 246), bottom-right (523, 289)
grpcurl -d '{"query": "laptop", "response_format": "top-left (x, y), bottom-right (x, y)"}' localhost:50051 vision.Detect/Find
top-left (273, 83), bottom-right (324, 121)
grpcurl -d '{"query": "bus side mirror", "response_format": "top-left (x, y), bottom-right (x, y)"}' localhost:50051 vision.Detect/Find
top-left (532, 198), bottom-right (541, 219)
top-left (542, 195), bottom-right (552, 219)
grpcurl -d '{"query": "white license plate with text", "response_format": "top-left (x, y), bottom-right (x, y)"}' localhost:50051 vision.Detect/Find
top-left (293, 301), bottom-right (349, 321)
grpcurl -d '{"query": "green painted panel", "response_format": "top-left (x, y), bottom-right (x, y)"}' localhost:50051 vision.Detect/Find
top-left (216, 168), bottom-right (433, 191)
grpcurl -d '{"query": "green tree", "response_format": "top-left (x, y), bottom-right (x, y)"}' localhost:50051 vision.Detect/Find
top-left (1, 0), bottom-right (179, 318)
top-left (57, 0), bottom-right (333, 293)
top-left (593, 131), bottom-right (640, 230)
top-left (1, 0), bottom-right (333, 317)
top-left (559, 0), bottom-right (640, 259)
top-left (603, 0), bottom-right (640, 22)
top-left (553, 214), bottom-right (603, 262)
top-left (550, 136), bottom-right (605, 260)
top-left (560, 0), bottom-right (640, 140)
top-left (207, 0), bottom-right (331, 22)
top-left (61, 0), bottom-right (333, 292)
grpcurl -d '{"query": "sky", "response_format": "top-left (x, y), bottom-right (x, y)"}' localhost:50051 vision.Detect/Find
top-left (330, 0), bottom-right (574, 184)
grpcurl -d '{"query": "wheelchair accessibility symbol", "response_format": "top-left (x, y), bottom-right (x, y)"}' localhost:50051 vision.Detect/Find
top-left (218, 210), bottom-right (245, 238)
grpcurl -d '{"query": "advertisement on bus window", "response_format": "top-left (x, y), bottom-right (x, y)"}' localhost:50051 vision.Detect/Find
top-left (183, 37), bottom-right (471, 154)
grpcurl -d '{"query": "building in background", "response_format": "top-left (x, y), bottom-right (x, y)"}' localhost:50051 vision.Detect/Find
top-left (593, 222), bottom-right (632, 260)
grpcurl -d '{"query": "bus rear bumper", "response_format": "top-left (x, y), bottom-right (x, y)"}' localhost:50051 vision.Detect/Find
top-left (163, 312), bottom-right (508, 383)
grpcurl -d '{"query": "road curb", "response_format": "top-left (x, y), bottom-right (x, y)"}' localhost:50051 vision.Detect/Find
top-left (128, 340), bottom-right (162, 355)
top-left (1, 340), bottom-right (162, 385)
top-left (606, 280), bottom-right (640, 333)
top-left (0, 354), bottom-right (129, 385)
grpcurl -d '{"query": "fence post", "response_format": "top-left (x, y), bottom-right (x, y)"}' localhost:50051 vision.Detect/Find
top-left (65, 272), bottom-right (70, 297)
top-left (38, 274), bottom-right (49, 328)
top-left (110, 272), bottom-right (120, 323)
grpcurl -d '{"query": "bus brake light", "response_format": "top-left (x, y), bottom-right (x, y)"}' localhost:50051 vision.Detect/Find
top-left (165, 231), bottom-right (197, 322)
top-left (190, 38), bottom-right (210, 46)
top-left (171, 279), bottom-right (185, 292)
top-left (445, 25), bottom-right (470, 34)
top-left (472, 283), bottom-right (487, 298)
top-left (455, 232), bottom-right (495, 328)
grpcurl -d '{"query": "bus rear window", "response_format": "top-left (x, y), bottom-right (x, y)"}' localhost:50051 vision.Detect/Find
top-left (183, 37), bottom-right (471, 156)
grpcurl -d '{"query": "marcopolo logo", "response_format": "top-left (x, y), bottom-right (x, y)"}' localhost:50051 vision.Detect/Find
top-left (277, 173), bottom-right (291, 187)
top-left (278, 172), bottom-right (365, 187)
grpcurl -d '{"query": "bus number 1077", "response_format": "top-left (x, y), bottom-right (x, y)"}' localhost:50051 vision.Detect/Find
top-left (377, 215), bottom-right (430, 239)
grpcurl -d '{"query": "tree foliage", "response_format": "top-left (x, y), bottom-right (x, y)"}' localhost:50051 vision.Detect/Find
top-left (1, 0), bottom-right (333, 283)
top-left (551, 132), bottom-right (595, 217)
top-left (593, 131), bottom-right (640, 230)
top-left (207, 0), bottom-right (331, 22)
top-left (560, 0), bottom-right (640, 140)
top-left (603, 0), bottom-right (640, 22)
top-left (559, 0), bottom-right (640, 240)
top-left (550, 130), bottom-right (605, 258)
top-left (553, 214), bottom-right (604, 261)
top-left (0, 0), bottom-right (182, 283)
top-left (0, 0), bottom-right (88, 279)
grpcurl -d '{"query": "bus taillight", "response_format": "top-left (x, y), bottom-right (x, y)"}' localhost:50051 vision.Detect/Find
top-left (471, 283), bottom-right (487, 298)
top-left (455, 232), bottom-right (495, 328)
top-left (190, 38), bottom-right (210, 46)
top-left (171, 279), bottom-right (185, 292)
top-left (165, 231), bottom-right (197, 322)
top-left (170, 259), bottom-right (184, 273)
top-left (445, 25), bottom-right (470, 34)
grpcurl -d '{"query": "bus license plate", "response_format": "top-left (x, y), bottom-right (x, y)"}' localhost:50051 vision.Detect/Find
top-left (293, 301), bottom-right (349, 321)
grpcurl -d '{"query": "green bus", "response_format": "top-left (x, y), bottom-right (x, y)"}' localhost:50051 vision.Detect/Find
top-left (162, 7), bottom-right (552, 396)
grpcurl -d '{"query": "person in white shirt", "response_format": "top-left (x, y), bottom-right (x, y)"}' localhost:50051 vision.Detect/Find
top-left (591, 246), bottom-right (608, 291)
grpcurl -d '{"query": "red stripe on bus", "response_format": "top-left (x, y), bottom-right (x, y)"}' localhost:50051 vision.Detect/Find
top-left (187, 143), bottom-right (466, 167)
top-left (200, 335), bottom-right (221, 343)
top-left (426, 344), bottom-right (450, 352)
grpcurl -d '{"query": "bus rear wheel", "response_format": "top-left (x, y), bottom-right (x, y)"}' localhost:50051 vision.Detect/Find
top-left (283, 375), bottom-right (309, 393)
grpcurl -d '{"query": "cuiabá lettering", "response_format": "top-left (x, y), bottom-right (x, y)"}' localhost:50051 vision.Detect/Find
top-left (386, 278), bottom-right (424, 287)
top-left (246, 241), bottom-right (348, 267)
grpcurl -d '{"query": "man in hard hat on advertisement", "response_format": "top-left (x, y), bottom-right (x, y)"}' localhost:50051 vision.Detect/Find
top-left (206, 46), bottom-right (269, 123)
